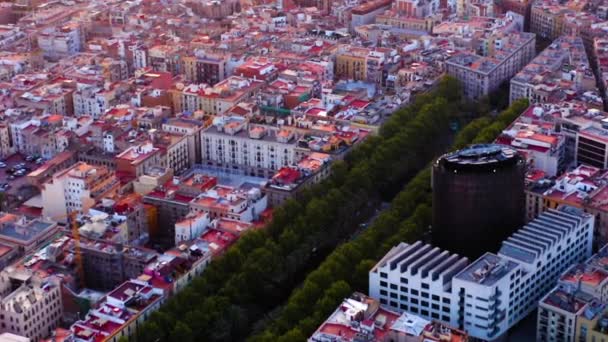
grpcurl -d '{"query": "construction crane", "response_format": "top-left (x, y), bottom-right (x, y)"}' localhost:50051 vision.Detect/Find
top-left (51, 208), bottom-right (141, 289)
top-left (69, 210), bottom-right (85, 289)
top-left (50, 211), bottom-right (85, 289)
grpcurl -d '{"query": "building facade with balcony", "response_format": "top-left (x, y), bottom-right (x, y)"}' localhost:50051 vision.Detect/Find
top-left (446, 32), bottom-right (536, 99)
top-left (535, 244), bottom-right (608, 341)
top-left (0, 269), bottom-right (63, 342)
top-left (41, 162), bottom-right (120, 221)
top-left (201, 116), bottom-right (298, 178)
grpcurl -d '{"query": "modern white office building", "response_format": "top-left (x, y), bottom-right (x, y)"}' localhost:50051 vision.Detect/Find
top-left (369, 241), bottom-right (470, 327)
top-left (370, 206), bottom-right (594, 341)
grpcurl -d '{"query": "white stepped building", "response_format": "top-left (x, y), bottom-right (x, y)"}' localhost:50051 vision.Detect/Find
top-left (370, 205), bottom-right (594, 341)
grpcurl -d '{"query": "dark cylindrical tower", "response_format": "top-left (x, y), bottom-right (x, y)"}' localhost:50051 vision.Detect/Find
top-left (432, 144), bottom-right (525, 259)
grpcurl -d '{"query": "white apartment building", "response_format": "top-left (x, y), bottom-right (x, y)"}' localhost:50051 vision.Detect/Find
top-left (0, 269), bottom-right (62, 342)
top-left (370, 206), bottom-right (594, 341)
top-left (455, 206), bottom-right (593, 340)
top-left (37, 23), bottom-right (83, 60)
top-left (133, 47), bottom-right (148, 70)
top-left (369, 241), bottom-right (470, 327)
top-left (0, 25), bottom-right (24, 49)
top-left (7, 115), bottom-right (69, 159)
top-left (156, 131), bottom-right (191, 175)
top-left (499, 107), bottom-right (567, 176)
top-left (174, 77), bottom-right (263, 116)
top-left (0, 124), bottom-right (13, 158)
top-left (116, 141), bottom-right (165, 178)
top-left (9, 118), bottom-right (41, 155)
top-left (162, 117), bottom-right (205, 167)
top-left (41, 162), bottom-right (120, 221)
top-left (201, 116), bottom-right (298, 178)
top-left (189, 185), bottom-right (268, 223)
top-left (73, 85), bottom-right (116, 118)
top-left (174, 212), bottom-right (210, 245)
top-left (446, 32), bottom-right (536, 99)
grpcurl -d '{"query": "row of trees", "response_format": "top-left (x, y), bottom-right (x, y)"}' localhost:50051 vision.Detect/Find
top-left (249, 98), bottom-right (530, 342)
top-left (134, 77), bottom-right (465, 342)
top-left (249, 169), bottom-right (434, 342)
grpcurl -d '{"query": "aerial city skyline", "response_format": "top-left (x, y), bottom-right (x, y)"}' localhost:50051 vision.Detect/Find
top-left (0, 0), bottom-right (605, 341)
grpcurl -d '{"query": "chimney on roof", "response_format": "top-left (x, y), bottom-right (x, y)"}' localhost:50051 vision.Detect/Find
top-left (148, 128), bottom-right (157, 143)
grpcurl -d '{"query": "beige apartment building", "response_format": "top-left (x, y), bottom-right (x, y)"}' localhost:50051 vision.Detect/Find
top-left (201, 116), bottom-right (299, 178)
top-left (171, 76), bottom-right (263, 115)
top-left (41, 162), bottom-right (120, 220)
top-left (446, 32), bottom-right (536, 99)
top-left (0, 123), bottom-right (12, 158)
top-left (0, 269), bottom-right (62, 342)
